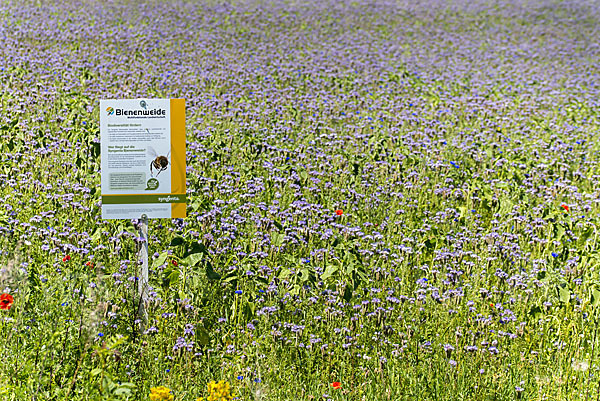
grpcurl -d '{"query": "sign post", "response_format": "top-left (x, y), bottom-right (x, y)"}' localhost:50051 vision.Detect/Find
top-left (138, 213), bottom-right (149, 328)
top-left (100, 98), bottom-right (186, 330)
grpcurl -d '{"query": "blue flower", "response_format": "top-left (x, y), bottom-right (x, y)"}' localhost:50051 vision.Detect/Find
top-left (234, 290), bottom-right (243, 295)
top-left (237, 376), bottom-right (243, 380)
top-left (552, 252), bottom-right (558, 258)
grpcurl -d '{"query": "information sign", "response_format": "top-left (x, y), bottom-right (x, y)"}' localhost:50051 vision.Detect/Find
top-left (100, 98), bottom-right (186, 219)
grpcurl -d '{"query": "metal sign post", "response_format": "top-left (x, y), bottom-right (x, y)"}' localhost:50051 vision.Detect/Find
top-left (138, 214), bottom-right (149, 330)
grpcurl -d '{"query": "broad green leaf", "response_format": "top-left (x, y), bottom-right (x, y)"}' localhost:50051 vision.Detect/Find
top-left (278, 268), bottom-right (292, 280)
top-left (271, 232), bottom-right (285, 247)
top-left (196, 327), bottom-right (211, 346)
top-left (166, 270), bottom-right (180, 286)
top-left (321, 264), bottom-right (338, 281)
top-left (557, 285), bottom-right (570, 303)
top-left (185, 241), bottom-right (208, 257)
top-left (184, 253), bottom-right (203, 267)
top-left (152, 252), bottom-right (169, 269)
top-left (592, 288), bottom-right (600, 307)
top-left (169, 236), bottom-right (185, 246)
top-left (578, 226), bottom-right (594, 247)
top-left (205, 261), bottom-right (221, 281)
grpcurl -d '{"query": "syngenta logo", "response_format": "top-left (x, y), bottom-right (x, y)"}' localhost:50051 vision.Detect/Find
top-left (106, 107), bottom-right (114, 115)
top-left (158, 196), bottom-right (180, 203)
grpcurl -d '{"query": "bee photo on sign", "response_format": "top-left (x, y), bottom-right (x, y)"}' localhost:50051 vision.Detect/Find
top-left (147, 146), bottom-right (170, 177)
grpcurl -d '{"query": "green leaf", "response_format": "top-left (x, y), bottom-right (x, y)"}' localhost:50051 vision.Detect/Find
top-left (278, 268), bottom-right (292, 280)
top-left (299, 268), bottom-right (310, 282)
top-left (184, 253), bottom-right (203, 267)
top-left (557, 284), bottom-right (570, 303)
top-left (205, 261), bottom-right (221, 281)
top-left (321, 264), bottom-right (338, 282)
top-left (343, 284), bottom-right (353, 302)
top-left (91, 228), bottom-right (102, 243)
top-left (578, 226), bottom-right (594, 247)
top-left (529, 306), bottom-right (543, 319)
top-left (332, 236), bottom-right (341, 248)
top-left (190, 241), bottom-right (209, 255)
top-left (169, 236), bottom-right (185, 246)
top-left (222, 270), bottom-right (238, 283)
top-left (592, 288), bottom-right (600, 307)
top-left (166, 269), bottom-right (180, 286)
top-left (196, 327), bottom-right (211, 346)
top-left (243, 300), bottom-right (256, 320)
top-left (152, 252), bottom-right (169, 269)
top-left (271, 232), bottom-right (285, 247)
top-left (553, 223), bottom-right (565, 241)
top-left (113, 387), bottom-right (132, 397)
top-left (345, 260), bottom-right (355, 275)
top-left (424, 238), bottom-right (436, 251)
top-left (499, 198), bottom-right (513, 215)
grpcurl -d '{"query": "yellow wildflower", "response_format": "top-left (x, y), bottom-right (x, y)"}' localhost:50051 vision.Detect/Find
top-left (196, 380), bottom-right (234, 401)
top-left (150, 386), bottom-right (174, 401)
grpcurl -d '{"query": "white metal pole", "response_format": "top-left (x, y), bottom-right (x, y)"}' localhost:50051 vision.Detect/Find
top-left (138, 213), bottom-right (149, 330)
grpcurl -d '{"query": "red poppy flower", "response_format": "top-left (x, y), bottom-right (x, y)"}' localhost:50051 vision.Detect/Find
top-left (335, 209), bottom-right (343, 216)
top-left (561, 204), bottom-right (569, 212)
top-left (331, 382), bottom-right (341, 390)
top-left (62, 255), bottom-right (71, 262)
top-left (172, 260), bottom-right (178, 266)
top-left (86, 261), bottom-right (95, 268)
top-left (0, 293), bottom-right (14, 310)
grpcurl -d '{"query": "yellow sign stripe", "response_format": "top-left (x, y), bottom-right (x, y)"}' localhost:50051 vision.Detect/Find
top-left (170, 99), bottom-right (186, 218)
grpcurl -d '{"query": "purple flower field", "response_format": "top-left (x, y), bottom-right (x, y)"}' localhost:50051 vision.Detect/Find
top-left (1, 0), bottom-right (600, 399)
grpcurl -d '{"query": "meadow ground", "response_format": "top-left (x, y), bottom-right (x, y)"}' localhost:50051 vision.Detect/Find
top-left (1, 0), bottom-right (600, 400)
